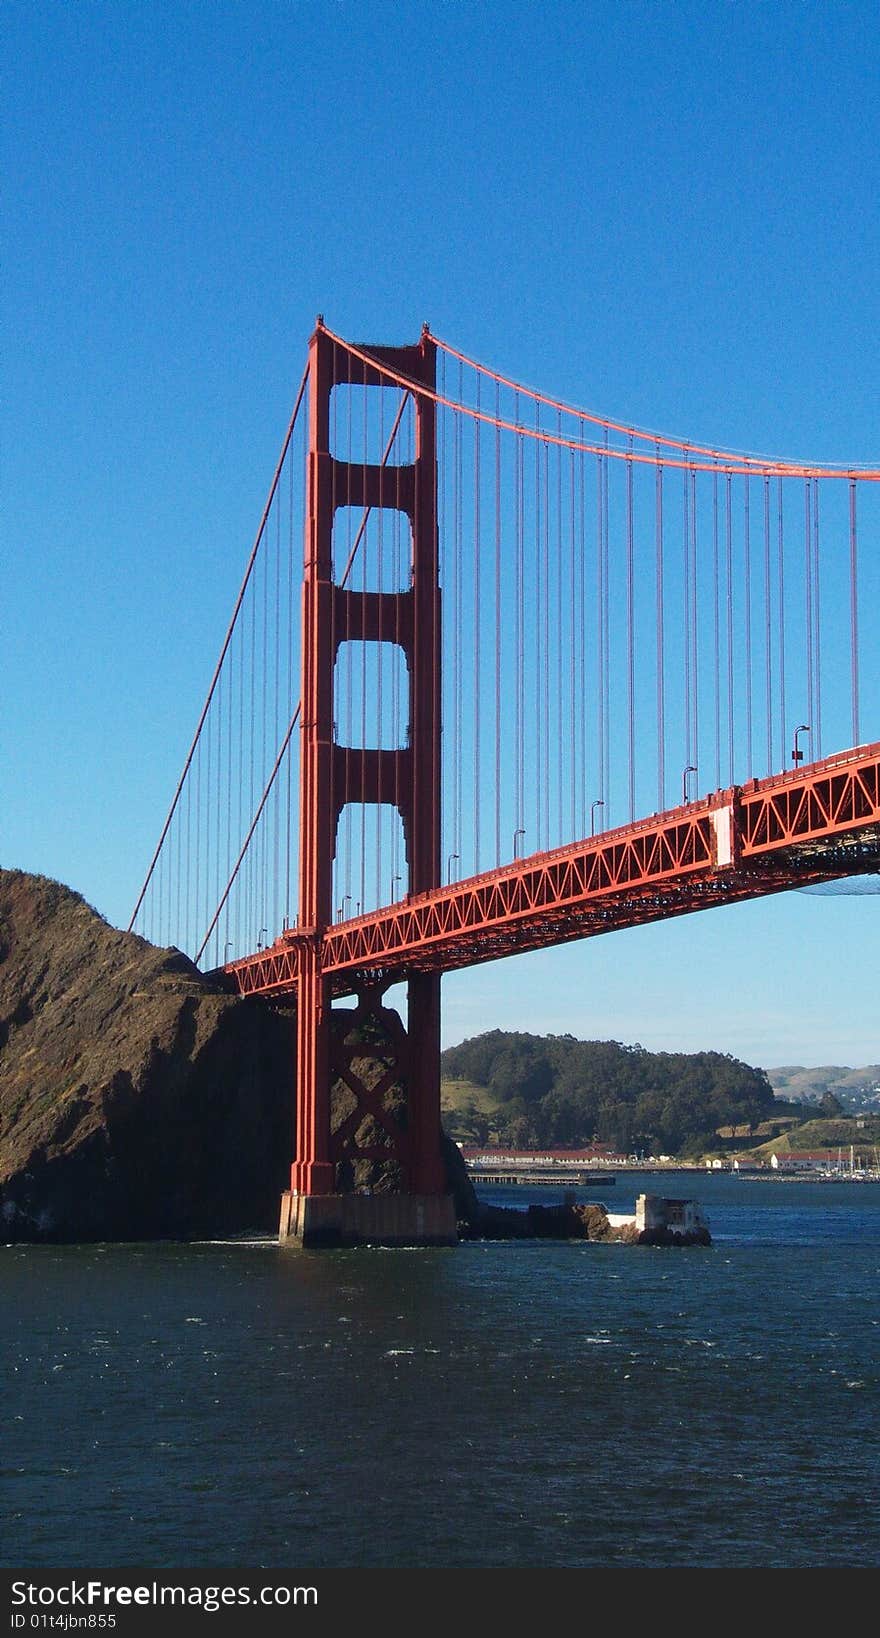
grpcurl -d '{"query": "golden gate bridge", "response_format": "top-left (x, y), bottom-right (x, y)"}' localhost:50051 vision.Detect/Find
top-left (128, 321), bottom-right (880, 1244)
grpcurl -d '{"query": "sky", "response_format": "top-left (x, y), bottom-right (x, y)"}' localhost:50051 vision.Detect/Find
top-left (4, 0), bottom-right (878, 1070)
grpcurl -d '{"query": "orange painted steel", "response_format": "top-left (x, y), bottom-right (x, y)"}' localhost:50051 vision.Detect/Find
top-left (226, 740), bottom-right (880, 1003)
top-left (319, 324), bottom-right (880, 482)
top-left (289, 324), bottom-right (445, 1201)
top-left (429, 331), bottom-right (880, 478)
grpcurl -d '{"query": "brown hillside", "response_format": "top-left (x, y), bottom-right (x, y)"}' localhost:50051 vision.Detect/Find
top-left (0, 870), bottom-right (473, 1241)
top-left (0, 869), bottom-right (295, 1240)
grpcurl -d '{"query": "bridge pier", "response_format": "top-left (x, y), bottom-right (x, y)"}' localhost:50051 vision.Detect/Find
top-left (279, 1189), bottom-right (457, 1248)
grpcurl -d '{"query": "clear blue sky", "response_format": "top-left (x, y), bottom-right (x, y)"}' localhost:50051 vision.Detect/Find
top-left (4, 0), bottom-right (878, 1069)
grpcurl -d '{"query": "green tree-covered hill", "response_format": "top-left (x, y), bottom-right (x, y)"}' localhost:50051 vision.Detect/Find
top-left (440, 1031), bottom-right (776, 1156)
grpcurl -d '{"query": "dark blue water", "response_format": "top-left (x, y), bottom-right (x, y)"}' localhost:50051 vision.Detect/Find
top-left (2, 1174), bottom-right (878, 1568)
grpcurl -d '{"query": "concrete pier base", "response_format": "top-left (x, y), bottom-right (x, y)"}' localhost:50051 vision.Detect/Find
top-left (279, 1190), bottom-right (459, 1248)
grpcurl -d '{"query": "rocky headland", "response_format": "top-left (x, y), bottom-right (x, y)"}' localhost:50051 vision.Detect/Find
top-left (0, 870), bottom-right (473, 1241)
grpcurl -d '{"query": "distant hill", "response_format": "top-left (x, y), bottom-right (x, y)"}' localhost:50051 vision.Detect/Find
top-left (441, 1030), bottom-right (775, 1156)
top-left (768, 1065), bottom-right (880, 1109)
top-left (749, 1114), bottom-right (880, 1159)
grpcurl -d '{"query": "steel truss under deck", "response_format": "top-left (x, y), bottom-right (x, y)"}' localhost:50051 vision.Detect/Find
top-left (225, 740), bottom-right (880, 1001)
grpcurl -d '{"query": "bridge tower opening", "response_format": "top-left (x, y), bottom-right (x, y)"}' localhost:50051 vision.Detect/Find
top-left (279, 323), bottom-right (457, 1246)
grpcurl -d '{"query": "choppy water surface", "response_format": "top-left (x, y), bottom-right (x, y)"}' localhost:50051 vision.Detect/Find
top-left (2, 1173), bottom-right (878, 1568)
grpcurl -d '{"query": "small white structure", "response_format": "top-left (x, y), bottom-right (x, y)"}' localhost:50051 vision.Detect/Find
top-left (635, 1193), bottom-right (708, 1237)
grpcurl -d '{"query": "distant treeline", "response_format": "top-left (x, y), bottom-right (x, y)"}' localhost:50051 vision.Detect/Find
top-left (441, 1030), bottom-right (776, 1156)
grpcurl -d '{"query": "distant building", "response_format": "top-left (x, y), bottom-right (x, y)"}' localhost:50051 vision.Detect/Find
top-left (458, 1145), bottom-right (624, 1167)
top-left (770, 1149), bottom-right (844, 1172)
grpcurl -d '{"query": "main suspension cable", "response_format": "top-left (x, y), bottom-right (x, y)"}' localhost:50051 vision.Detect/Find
top-left (128, 362), bottom-right (309, 932)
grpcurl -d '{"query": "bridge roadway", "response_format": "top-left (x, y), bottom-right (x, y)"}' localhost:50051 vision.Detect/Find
top-left (224, 741), bottom-right (880, 1000)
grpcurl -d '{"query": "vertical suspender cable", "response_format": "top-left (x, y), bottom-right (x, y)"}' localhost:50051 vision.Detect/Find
top-left (174, 746), bottom-right (182, 950)
top-left (712, 470), bottom-right (721, 792)
top-left (725, 475), bottom-right (734, 785)
top-left (339, 372), bottom-right (350, 910)
top-left (534, 404), bottom-right (543, 851)
top-left (261, 496), bottom-right (269, 929)
top-left (599, 442), bottom-right (606, 819)
top-left (569, 445), bottom-right (577, 840)
top-left (156, 837), bottom-right (163, 947)
top-left (285, 443), bottom-right (294, 925)
top-left (455, 366), bottom-right (464, 876)
top-left (804, 478), bottom-right (814, 763)
top-left (849, 478), bottom-right (859, 746)
top-left (626, 441), bottom-right (634, 821)
top-left (391, 401), bottom-right (400, 897)
top-left (377, 389), bottom-right (385, 901)
top-left (743, 474), bottom-right (753, 780)
top-left (494, 383), bottom-right (502, 866)
top-left (763, 475), bottom-right (773, 775)
top-left (214, 669), bottom-right (222, 965)
top-left (812, 478), bottom-right (821, 758)
top-left (194, 740), bottom-right (202, 954)
top-left (204, 655), bottom-right (213, 956)
top-left (683, 468), bottom-right (691, 782)
top-left (360, 374), bottom-right (372, 908)
top-left (237, 607), bottom-right (244, 946)
top-left (432, 355), bottom-right (442, 897)
top-left (776, 478), bottom-right (786, 774)
top-left (543, 436), bottom-right (551, 847)
top-left (515, 395), bottom-right (524, 851)
top-left (226, 547), bottom-right (235, 945)
top-left (596, 452), bottom-right (605, 811)
top-left (473, 373), bottom-right (481, 873)
top-left (557, 416), bottom-right (564, 842)
top-left (690, 467), bottom-right (698, 782)
top-left (656, 457), bottom-right (665, 810)
top-left (578, 426), bottom-right (586, 836)
top-left (248, 534), bottom-right (256, 937)
top-left (391, 395), bottom-right (400, 896)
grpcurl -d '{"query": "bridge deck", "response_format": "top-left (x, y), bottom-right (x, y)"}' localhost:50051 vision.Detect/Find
top-left (224, 742), bottom-right (880, 1000)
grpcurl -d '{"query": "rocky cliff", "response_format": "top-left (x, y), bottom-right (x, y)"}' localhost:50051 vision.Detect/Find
top-left (0, 870), bottom-right (298, 1240)
top-left (0, 870), bottom-right (474, 1241)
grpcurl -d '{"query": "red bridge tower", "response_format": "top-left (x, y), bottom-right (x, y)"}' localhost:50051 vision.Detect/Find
top-left (279, 323), bottom-right (457, 1245)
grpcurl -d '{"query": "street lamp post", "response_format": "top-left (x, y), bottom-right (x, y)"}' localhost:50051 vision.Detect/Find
top-left (792, 723), bottom-right (810, 765)
top-left (447, 852), bottom-right (460, 884)
top-left (682, 765), bottom-right (697, 804)
top-left (590, 799), bottom-right (604, 836)
top-left (512, 827), bottom-right (526, 860)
